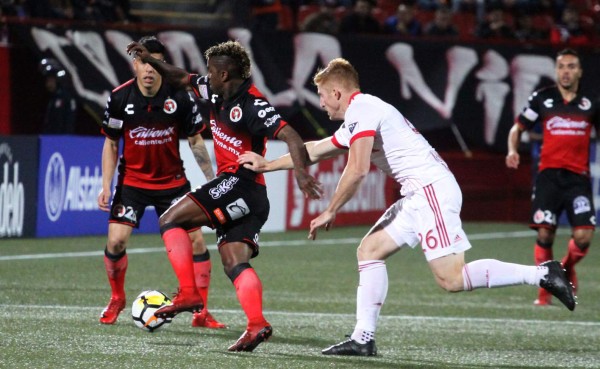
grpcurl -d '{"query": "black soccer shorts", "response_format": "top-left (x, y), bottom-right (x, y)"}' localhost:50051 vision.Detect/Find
top-left (530, 168), bottom-right (596, 230)
top-left (187, 171), bottom-right (270, 258)
top-left (109, 183), bottom-right (191, 228)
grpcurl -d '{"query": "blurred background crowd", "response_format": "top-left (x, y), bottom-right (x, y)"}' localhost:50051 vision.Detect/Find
top-left (1, 0), bottom-right (599, 45)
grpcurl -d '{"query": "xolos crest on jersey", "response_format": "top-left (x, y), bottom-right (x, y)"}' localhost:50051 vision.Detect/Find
top-left (230, 106), bottom-right (243, 122)
top-left (163, 98), bottom-right (177, 114)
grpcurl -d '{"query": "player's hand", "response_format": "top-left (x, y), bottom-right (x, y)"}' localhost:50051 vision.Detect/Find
top-left (308, 210), bottom-right (335, 240)
top-left (505, 152), bottom-right (520, 169)
top-left (98, 189), bottom-right (111, 212)
top-left (126, 41), bottom-right (149, 60)
top-left (237, 151), bottom-right (269, 173)
top-left (295, 168), bottom-right (323, 200)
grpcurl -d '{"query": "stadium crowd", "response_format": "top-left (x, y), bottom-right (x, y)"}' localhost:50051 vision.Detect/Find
top-left (1, 0), bottom-right (598, 45)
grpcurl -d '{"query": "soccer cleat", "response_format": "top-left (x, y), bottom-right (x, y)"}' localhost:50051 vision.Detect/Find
top-left (539, 260), bottom-right (577, 311)
top-left (227, 325), bottom-right (273, 352)
top-left (191, 310), bottom-right (227, 329)
top-left (153, 288), bottom-right (203, 319)
top-left (99, 297), bottom-right (126, 324)
top-left (322, 338), bottom-right (377, 356)
top-left (562, 263), bottom-right (578, 295)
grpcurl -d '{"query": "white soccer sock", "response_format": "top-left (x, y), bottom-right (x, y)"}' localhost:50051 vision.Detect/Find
top-left (351, 260), bottom-right (387, 344)
top-left (462, 259), bottom-right (548, 290)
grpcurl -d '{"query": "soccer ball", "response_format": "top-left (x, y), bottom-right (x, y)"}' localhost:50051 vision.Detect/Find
top-left (131, 290), bottom-right (173, 332)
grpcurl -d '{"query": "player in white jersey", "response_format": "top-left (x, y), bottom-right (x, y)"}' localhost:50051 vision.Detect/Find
top-left (238, 58), bottom-right (576, 356)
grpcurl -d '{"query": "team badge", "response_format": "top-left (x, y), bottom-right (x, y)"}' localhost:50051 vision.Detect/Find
top-left (533, 209), bottom-right (545, 224)
top-left (163, 98), bottom-right (177, 114)
top-left (578, 97), bottom-right (591, 111)
top-left (113, 204), bottom-right (126, 218)
top-left (230, 106), bottom-right (243, 122)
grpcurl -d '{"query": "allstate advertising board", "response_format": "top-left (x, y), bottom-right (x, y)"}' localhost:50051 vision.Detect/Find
top-left (36, 136), bottom-right (159, 237)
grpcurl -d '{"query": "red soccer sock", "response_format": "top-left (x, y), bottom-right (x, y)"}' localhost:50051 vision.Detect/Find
top-left (232, 268), bottom-right (268, 330)
top-left (104, 253), bottom-right (128, 299)
top-left (562, 238), bottom-right (589, 268)
top-left (534, 243), bottom-right (553, 266)
top-left (162, 228), bottom-right (197, 290)
top-left (193, 257), bottom-right (211, 308)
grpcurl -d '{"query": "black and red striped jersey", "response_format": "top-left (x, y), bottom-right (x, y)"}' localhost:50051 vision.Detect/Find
top-left (188, 75), bottom-right (287, 185)
top-left (101, 78), bottom-right (204, 190)
top-left (517, 85), bottom-right (600, 176)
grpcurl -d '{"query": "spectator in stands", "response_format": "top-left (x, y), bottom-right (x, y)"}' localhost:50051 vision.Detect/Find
top-left (72, 0), bottom-right (134, 23)
top-left (300, 0), bottom-right (339, 34)
top-left (474, 5), bottom-right (515, 39)
top-left (251, 0), bottom-right (283, 32)
top-left (423, 5), bottom-right (458, 37)
top-left (550, 5), bottom-right (590, 46)
top-left (339, 0), bottom-right (381, 34)
top-left (39, 58), bottom-right (77, 134)
top-left (514, 13), bottom-right (548, 42)
top-left (383, 2), bottom-right (422, 36)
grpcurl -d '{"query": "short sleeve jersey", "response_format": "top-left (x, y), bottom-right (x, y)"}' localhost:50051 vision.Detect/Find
top-left (332, 93), bottom-right (452, 196)
top-left (101, 79), bottom-right (204, 190)
top-left (516, 86), bottom-right (600, 176)
top-left (188, 75), bottom-right (287, 185)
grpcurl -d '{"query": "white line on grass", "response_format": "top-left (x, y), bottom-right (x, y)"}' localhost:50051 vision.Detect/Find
top-left (0, 229), bottom-right (570, 261)
top-left (1, 303), bottom-right (598, 327)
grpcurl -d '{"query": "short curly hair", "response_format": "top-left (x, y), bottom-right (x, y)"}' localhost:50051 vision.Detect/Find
top-left (205, 41), bottom-right (251, 79)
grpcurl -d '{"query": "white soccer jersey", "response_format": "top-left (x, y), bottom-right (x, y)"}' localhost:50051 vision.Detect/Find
top-left (332, 93), bottom-right (452, 196)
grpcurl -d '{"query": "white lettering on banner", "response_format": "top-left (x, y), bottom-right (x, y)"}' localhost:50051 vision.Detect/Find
top-left (44, 152), bottom-right (103, 221)
top-left (0, 143), bottom-right (25, 237)
top-left (63, 166), bottom-right (103, 212)
top-left (289, 156), bottom-right (387, 227)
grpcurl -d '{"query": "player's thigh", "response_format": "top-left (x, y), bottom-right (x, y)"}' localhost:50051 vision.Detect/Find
top-left (160, 195), bottom-right (209, 228)
top-left (358, 225), bottom-right (401, 261)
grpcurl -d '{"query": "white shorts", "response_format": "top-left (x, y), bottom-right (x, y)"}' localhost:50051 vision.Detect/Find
top-left (371, 175), bottom-right (472, 261)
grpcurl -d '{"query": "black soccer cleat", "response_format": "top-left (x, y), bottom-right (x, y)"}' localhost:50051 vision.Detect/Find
top-left (322, 338), bottom-right (377, 356)
top-left (539, 260), bottom-right (577, 311)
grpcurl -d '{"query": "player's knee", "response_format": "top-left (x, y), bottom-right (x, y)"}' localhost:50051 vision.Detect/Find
top-left (106, 239), bottom-right (127, 254)
top-left (434, 272), bottom-right (464, 292)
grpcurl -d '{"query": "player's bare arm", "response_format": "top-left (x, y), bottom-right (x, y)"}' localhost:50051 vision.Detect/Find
top-left (188, 134), bottom-right (215, 181)
top-left (308, 136), bottom-right (374, 240)
top-left (506, 123), bottom-right (523, 169)
top-left (238, 137), bottom-right (343, 172)
top-left (276, 125), bottom-right (323, 199)
top-left (126, 42), bottom-right (189, 89)
top-left (98, 137), bottom-right (119, 212)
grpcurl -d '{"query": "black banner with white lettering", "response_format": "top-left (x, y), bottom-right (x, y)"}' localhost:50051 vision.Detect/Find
top-left (9, 23), bottom-right (600, 151)
top-left (0, 136), bottom-right (39, 238)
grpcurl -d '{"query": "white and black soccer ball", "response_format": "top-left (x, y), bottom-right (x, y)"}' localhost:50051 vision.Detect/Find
top-left (131, 290), bottom-right (172, 332)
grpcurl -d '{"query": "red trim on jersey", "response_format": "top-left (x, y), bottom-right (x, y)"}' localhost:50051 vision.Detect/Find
top-left (348, 91), bottom-right (361, 104)
top-left (272, 120), bottom-right (288, 138)
top-left (349, 130), bottom-right (375, 146)
top-left (331, 135), bottom-right (346, 149)
top-left (112, 78), bottom-right (134, 93)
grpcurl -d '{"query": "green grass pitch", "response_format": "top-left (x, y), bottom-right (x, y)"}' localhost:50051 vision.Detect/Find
top-left (1, 222), bottom-right (599, 368)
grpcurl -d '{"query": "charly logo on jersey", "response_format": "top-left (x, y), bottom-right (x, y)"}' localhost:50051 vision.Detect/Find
top-left (578, 97), bottom-right (591, 111)
top-left (163, 98), bottom-right (177, 114)
top-left (0, 143), bottom-right (25, 237)
top-left (208, 176), bottom-right (239, 199)
top-left (44, 152), bottom-right (103, 222)
top-left (230, 106), bottom-right (243, 122)
top-left (125, 103), bottom-right (134, 115)
top-left (543, 98), bottom-right (554, 108)
top-left (226, 198), bottom-right (250, 220)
